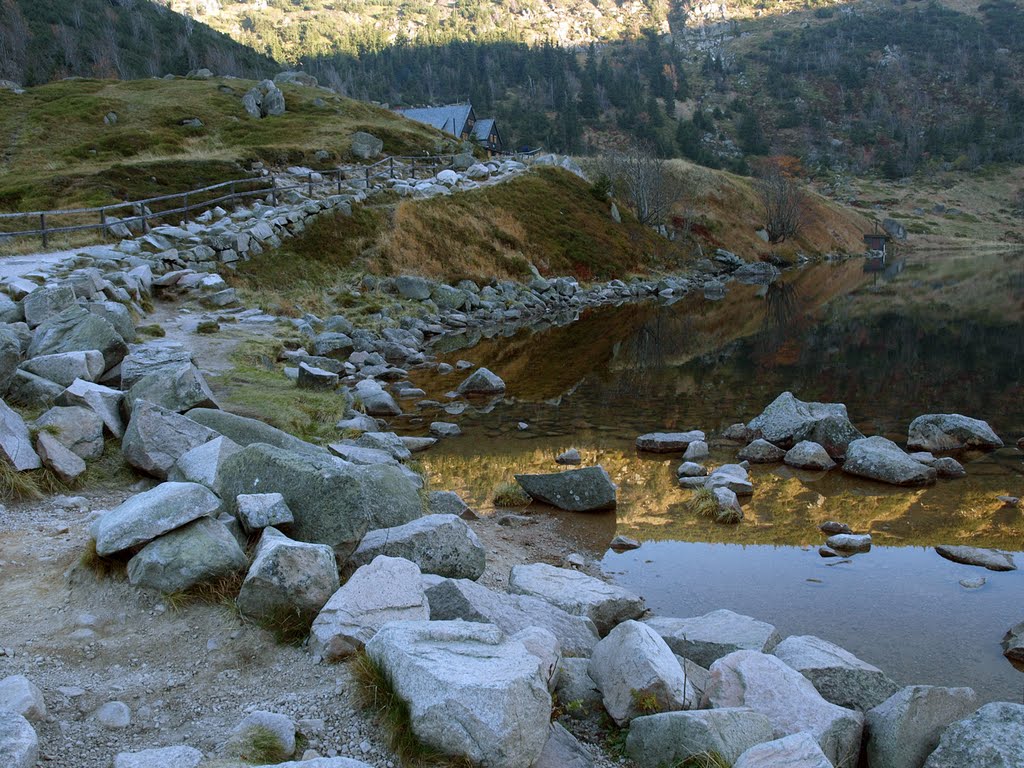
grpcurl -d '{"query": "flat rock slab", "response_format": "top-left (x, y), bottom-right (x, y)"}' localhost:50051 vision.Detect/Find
top-left (733, 732), bottom-right (832, 768)
top-left (773, 634), bottom-right (899, 711)
top-left (626, 708), bottom-right (775, 768)
top-left (349, 514), bottom-right (485, 580)
top-left (924, 701), bottom-right (1024, 768)
top-left (935, 545), bottom-right (1016, 572)
top-left (705, 650), bottom-right (864, 768)
top-left (509, 563), bottom-right (645, 635)
top-left (309, 555), bottom-right (428, 661)
top-left (843, 436), bottom-right (937, 486)
top-left (636, 431), bottom-right (706, 453)
top-left (645, 609), bottom-right (781, 668)
top-left (91, 481), bottom-right (222, 556)
top-left (514, 466), bottom-right (617, 512)
top-left (423, 576), bottom-right (600, 657)
top-left (865, 685), bottom-right (979, 768)
top-left (365, 621), bottom-right (550, 768)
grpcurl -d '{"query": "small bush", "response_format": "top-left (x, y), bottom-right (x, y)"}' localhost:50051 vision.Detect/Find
top-left (196, 319), bottom-right (220, 334)
top-left (137, 323), bottom-right (166, 338)
top-left (0, 460), bottom-right (43, 502)
top-left (492, 481), bottom-right (531, 507)
top-left (235, 724), bottom-right (291, 764)
top-left (687, 486), bottom-right (718, 518)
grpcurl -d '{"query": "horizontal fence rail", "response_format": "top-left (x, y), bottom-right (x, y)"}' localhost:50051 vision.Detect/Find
top-left (0, 149), bottom-right (541, 249)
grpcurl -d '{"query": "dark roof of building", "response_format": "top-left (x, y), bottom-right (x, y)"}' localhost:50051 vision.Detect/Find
top-left (398, 104), bottom-right (474, 137)
top-left (471, 118), bottom-right (496, 142)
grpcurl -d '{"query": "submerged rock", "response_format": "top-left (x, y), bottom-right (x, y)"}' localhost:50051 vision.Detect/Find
top-left (635, 431), bottom-right (705, 453)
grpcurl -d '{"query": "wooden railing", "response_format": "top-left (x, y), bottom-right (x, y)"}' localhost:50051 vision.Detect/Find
top-left (0, 149), bottom-right (540, 249)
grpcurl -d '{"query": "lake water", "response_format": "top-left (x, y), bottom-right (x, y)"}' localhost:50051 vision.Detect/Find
top-left (400, 249), bottom-right (1024, 703)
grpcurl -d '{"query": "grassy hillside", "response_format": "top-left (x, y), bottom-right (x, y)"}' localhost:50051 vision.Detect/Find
top-left (228, 162), bottom-right (872, 316)
top-left (0, 77), bottom-right (455, 215)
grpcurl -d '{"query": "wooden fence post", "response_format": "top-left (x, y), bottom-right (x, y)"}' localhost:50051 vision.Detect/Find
top-left (40, 213), bottom-right (47, 249)
top-left (270, 177), bottom-right (277, 207)
top-left (183, 193), bottom-right (189, 225)
top-left (308, 172), bottom-right (314, 197)
top-left (411, 159), bottom-right (416, 180)
top-left (390, 157), bottom-right (395, 179)
top-left (100, 208), bottom-right (108, 240)
top-left (336, 169), bottom-right (342, 195)
top-left (365, 167), bottom-right (370, 187)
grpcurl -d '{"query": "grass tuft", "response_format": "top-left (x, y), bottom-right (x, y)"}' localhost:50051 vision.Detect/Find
top-left (687, 486), bottom-right (718, 519)
top-left (674, 752), bottom-right (731, 768)
top-left (235, 724), bottom-right (292, 764)
top-left (164, 570), bottom-right (246, 613)
top-left (137, 323), bottom-right (166, 338)
top-left (79, 538), bottom-right (129, 579)
top-left (352, 650), bottom-right (474, 768)
top-left (492, 481), bottom-right (531, 508)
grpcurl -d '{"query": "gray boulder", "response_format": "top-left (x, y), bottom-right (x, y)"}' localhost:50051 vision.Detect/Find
top-left (36, 431), bottom-right (86, 483)
top-left (826, 533), bottom-right (873, 553)
top-left (122, 401), bottom-right (219, 478)
top-left (236, 527), bottom-right (339, 628)
top-left (534, 723), bottom-right (596, 768)
top-left (705, 650), bottom-right (864, 768)
top-left (35, 405), bottom-right (104, 459)
top-left (328, 442), bottom-right (399, 466)
top-left (734, 261), bottom-right (781, 284)
top-left (843, 436), bottom-right (937, 486)
top-left (297, 362), bottom-right (339, 390)
top-left (908, 413), bottom-right (1003, 451)
top-left (91, 481), bottom-right (222, 556)
top-left (426, 490), bottom-right (475, 519)
top-left (349, 514), bottom-right (485, 579)
top-left (56, 379), bottom-right (124, 437)
top-left (747, 392), bottom-right (863, 458)
top-left (350, 131), bottom-right (383, 159)
top-left (353, 431), bottom-right (411, 460)
top-left (785, 441), bottom-right (837, 471)
top-left (0, 293), bottom-right (22, 323)
top-left (5, 370), bottom-right (62, 408)
top-left (626, 708), bottom-right (775, 768)
top-left (0, 675), bottom-right (46, 721)
top-left (733, 732), bottom-right (832, 768)
top-left (738, 438), bottom-right (787, 463)
top-left (22, 284), bottom-right (75, 328)
top-left (87, 301), bottom-right (135, 343)
top-left (126, 517), bottom-right (247, 594)
top-left (645, 610), bottom-right (781, 668)
top-left (677, 461), bottom-right (708, 477)
top-left (167, 435), bottom-right (241, 495)
top-left (773, 635), bottom-right (899, 711)
top-left (236, 492), bottom-right (294, 532)
top-left (456, 367), bottom-right (505, 395)
top-left (924, 701), bottom-right (1024, 768)
top-left (508, 563), bottom-right (645, 635)
top-left (364, 621), bottom-right (551, 768)
top-left (636, 430), bottom-right (705, 453)
top-left (934, 544), bottom-right (1016, 571)
top-left (223, 710), bottom-right (294, 762)
top-left (555, 658), bottom-right (603, 717)
top-left (588, 620), bottom-right (699, 726)
top-left (0, 399), bottom-right (41, 471)
top-left (865, 685), bottom-right (979, 768)
top-left (186, 408), bottom-right (326, 457)
top-left (394, 275), bottom-right (432, 300)
top-left (424, 577), bottom-right (599, 658)
top-left (28, 305), bottom-right (127, 370)
top-left (882, 218), bottom-right (907, 240)
top-left (126, 363), bottom-right (218, 414)
top-left (309, 555), bottom-right (428, 661)
top-left (21, 350), bottom-right (104, 387)
top-left (556, 448), bottom-right (582, 465)
top-left (113, 745), bottom-right (203, 768)
top-left (243, 80), bottom-right (286, 118)
top-left (0, 328), bottom-right (20, 394)
top-left (352, 379), bottom-right (401, 417)
top-left (120, 347), bottom-right (192, 390)
top-left (514, 466), bottom-right (617, 512)
top-left (0, 711), bottom-right (37, 768)
top-left (1003, 620), bottom-right (1024, 663)
top-left (218, 443), bottom-right (422, 557)
top-left (705, 463), bottom-right (754, 495)
top-left (932, 457), bottom-right (966, 478)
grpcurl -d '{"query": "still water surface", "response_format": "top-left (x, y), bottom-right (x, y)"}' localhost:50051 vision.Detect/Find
top-left (402, 249), bottom-right (1024, 702)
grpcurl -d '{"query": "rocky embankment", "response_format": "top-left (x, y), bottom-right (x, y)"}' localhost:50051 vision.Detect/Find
top-left (1, 163), bottom-right (1022, 768)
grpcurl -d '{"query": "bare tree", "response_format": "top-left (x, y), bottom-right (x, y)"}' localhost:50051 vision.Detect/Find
top-left (597, 141), bottom-right (687, 226)
top-left (756, 164), bottom-right (805, 244)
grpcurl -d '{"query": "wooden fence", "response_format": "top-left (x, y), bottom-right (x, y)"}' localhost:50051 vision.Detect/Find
top-left (0, 150), bottom-right (538, 249)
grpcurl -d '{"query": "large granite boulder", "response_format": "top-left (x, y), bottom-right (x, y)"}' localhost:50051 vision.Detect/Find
top-left (349, 515), bottom-right (485, 579)
top-left (423, 577), bottom-right (600, 657)
top-left (91, 482), bottom-right (222, 556)
top-left (784, 441), bottom-right (837, 471)
top-left (773, 635), bottom-right (899, 711)
top-left (705, 650), bottom-right (864, 767)
top-left (747, 392), bottom-right (863, 458)
top-left (166, 435), bottom-right (241, 496)
top-left (34, 405), bottom-right (104, 460)
top-left (121, 401), bottom-right (219, 478)
top-left (508, 563), bottom-right (645, 635)
top-left (0, 675), bottom-right (46, 721)
top-left (36, 432), bottom-right (86, 483)
top-left (218, 443), bottom-right (422, 557)
top-left (908, 414), bottom-right (1003, 452)
top-left (514, 466), bottom-right (617, 512)
top-left (309, 555), bottom-right (428, 661)
top-left (28, 305), bottom-right (127, 370)
top-left (588, 620), bottom-right (699, 726)
top-left (56, 379), bottom-right (125, 437)
top-left (934, 545), bottom-right (1016, 572)
top-left (121, 347), bottom-right (192, 389)
top-left (349, 131), bottom-right (383, 159)
top-left (126, 517), bottom-right (247, 594)
top-left (236, 528), bottom-right (340, 629)
top-left (924, 702), bottom-right (1024, 768)
top-left (533, 723), bottom-right (596, 768)
top-left (0, 328), bottom-right (21, 395)
top-left (865, 685), bottom-right (979, 768)
top-left (645, 610), bottom-right (780, 668)
top-left (186, 408), bottom-right (325, 457)
top-left (738, 438), bottom-right (787, 463)
top-left (733, 732), bottom-right (832, 768)
top-left (843, 436), bottom-right (937, 486)
top-left (364, 621), bottom-right (551, 768)
top-left (0, 711), bottom-right (37, 768)
top-left (126, 363), bottom-right (218, 414)
top-left (394, 275), bottom-right (432, 300)
top-left (636, 431), bottom-right (705, 453)
top-left (626, 708), bottom-right (775, 768)
top-left (22, 284), bottom-right (75, 328)
top-left (456, 367), bottom-right (505, 395)
top-left (351, 379), bottom-right (401, 417)
top-left (0, 399), bottom-right (41, 470)
top-left (20, 350), bottom-right (104, 387)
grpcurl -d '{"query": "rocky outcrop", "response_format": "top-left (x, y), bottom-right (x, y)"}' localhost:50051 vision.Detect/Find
top-left (309, 555), bottom-right (427, 661)
top-left (243, 80), bottom-right (286, 118)
top-left (508, 563), bottom-right (645, 635)
top-left (843, 436), bottom-right (937, 486)
top-left (645, 610), bottom-right (780, 668)
top-left (349, 515), bottom-right (485, 580)
top-left (907, 414), bottom-right (1003, 452)
top-left (514, 466), bottom-right (617, 512)
top-left (364, 621), bottom-right (551, 768)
